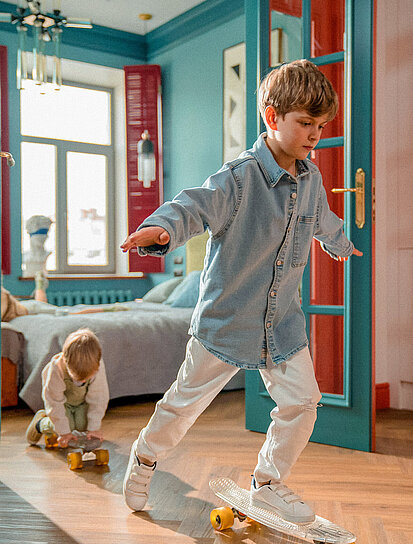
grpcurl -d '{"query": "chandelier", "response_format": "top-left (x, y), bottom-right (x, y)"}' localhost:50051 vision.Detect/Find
top-left (0, 1), bottom-right (92, 90)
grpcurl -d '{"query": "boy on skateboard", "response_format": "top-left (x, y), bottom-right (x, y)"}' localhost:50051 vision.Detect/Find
top-left (121, 60), bottom-right (362, 524)
top-left (26, 328), bottom-right (109, 449)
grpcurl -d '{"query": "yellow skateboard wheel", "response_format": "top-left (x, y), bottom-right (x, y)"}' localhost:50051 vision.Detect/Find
top-left (67, 451), bottom-right (83, 470)
top-left (44, 434), bottom-right (59, 448)
top-left (95, 449), bottom-right (109, 466)
top-left (210, 507), bottom-right (234, 530)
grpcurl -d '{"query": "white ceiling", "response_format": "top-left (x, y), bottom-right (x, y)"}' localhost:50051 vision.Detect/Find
top-left (1, 0), bottom-right (207, 35)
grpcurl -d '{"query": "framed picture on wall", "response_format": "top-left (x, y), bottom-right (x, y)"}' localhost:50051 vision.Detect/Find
top-left (223, 41), bottom-right (246, 163)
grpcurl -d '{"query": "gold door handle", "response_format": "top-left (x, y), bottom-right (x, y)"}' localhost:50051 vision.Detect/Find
top-left (0, 151), bottom-right (15, 167)
top-left (331, 167), bottom-right (365, 229)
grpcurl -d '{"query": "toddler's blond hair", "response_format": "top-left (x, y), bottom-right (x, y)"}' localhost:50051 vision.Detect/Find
top-left (259, 59), bottom-right (338, 122)
top-left (63, 328), bottom-right (101, 381)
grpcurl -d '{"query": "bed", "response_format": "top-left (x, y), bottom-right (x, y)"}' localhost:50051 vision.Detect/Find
top-left (1, 322), bottom-right (25, 406)
top-left (6, 233), bottom-right (244, 412)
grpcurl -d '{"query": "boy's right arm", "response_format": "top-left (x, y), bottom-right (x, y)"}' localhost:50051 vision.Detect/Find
top-left (121, 168), bottom-right (238, 256)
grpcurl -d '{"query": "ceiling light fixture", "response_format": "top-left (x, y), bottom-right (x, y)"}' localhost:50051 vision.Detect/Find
top-left (0, 1), bottom-right (92, 90)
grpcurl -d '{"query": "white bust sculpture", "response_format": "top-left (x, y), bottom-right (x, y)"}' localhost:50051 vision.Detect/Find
top-left (23, 215), bottom-right (52, 277)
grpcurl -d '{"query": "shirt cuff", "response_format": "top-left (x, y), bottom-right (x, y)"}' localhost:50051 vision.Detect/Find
top-left (138, 243), bottom-right (170, 256)
top-left (320, 240), bottom-right (354, 260)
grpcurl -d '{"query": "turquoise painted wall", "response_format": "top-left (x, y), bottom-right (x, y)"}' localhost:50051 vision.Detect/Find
top-left (0, 7), bottom-right (244, 295)
top-left (148, 15), bottom-right (244, 282)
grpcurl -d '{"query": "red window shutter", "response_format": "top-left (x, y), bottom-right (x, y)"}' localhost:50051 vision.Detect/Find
top-left (1, 45), bottom-right (11, 275)
top-left (124, 64), bottom-right (164, 273)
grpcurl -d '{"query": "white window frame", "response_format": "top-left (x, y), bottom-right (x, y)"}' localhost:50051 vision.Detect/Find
top-left (20, 56), bottom-right (130, 276)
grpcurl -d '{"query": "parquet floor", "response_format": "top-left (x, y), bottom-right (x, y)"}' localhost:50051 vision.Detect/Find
top-left (1, 391), bottom-right (412, 544)
top-left (376, 409), bottom-right (413, 458)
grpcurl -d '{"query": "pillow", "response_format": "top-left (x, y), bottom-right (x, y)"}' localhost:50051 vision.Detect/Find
top-left (165, 271), bottom-right (201, 308)
top-left (142, 277), bottom-right (184, 303)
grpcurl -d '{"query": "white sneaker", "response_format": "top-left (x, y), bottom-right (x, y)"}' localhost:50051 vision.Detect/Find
top-left (123, 440), bottom-right (156, 511)
top-left (250, 477), bottom-right (315, 524)
top-left (26, 409), bottom-right (46, 445)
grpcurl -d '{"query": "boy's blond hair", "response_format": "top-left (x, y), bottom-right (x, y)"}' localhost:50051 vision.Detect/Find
top-left (259, 59), bottom-right (338, 122)
top-left (63, 328), bottom-right (101, 381)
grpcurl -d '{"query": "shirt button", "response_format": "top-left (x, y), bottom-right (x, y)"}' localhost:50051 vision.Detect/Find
top-left (266, 322), bottom-right (272, 328)
top-left (291, 192), bottom-right (297, 199)
top-left (276, 260), bottom-right (283, 266)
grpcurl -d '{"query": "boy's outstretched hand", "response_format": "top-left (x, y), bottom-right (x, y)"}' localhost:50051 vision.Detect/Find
top-left (120, 227), bottom-right (170, 253)
top-left (58, 432), bottom-right (77, 448)
top-left (338, 248), bottom-right (363, 262)
top-left (87, 430), bottom-right (104, 442)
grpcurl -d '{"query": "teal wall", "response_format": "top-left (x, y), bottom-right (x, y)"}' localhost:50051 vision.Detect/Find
top-left (148, 14), bottom-right (245, 282)
top-left (149, 14), bottom-right (244, 197)
top-left (0, 3), bottom-right (245, 297)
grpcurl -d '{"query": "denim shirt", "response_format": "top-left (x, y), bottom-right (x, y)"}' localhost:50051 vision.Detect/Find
top-left (138, 133), bottom-right (354, 370)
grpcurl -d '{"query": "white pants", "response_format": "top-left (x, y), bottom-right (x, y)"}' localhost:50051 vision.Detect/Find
top-left (136, 336), bottom-right (321, 483)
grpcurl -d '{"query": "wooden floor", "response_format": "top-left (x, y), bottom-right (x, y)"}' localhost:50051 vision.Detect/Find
top-left (376, 409), bottom-right (413, 458)
top-left (1, 391), bottom-right (413, 544)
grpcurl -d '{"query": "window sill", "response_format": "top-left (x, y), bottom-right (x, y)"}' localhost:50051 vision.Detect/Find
top-left (19, 273), bottom-right (146, 281)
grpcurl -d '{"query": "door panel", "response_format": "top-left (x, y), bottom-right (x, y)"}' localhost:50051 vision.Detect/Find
top-left (310, 313), bottom-right (344, 395)
top-left (311, 0), bottom-right (345, 57)
top-left (245, 0), bottom-right (373, 451)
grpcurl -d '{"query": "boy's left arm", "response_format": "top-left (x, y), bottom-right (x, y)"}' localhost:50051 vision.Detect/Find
top-left (85, 359), bottom-right (110, 440)
top-left (313, 184), bottom-right (362, 261)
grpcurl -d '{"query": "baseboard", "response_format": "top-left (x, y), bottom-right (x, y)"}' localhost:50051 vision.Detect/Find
top-left (376, 382), bottom-right (390, 410)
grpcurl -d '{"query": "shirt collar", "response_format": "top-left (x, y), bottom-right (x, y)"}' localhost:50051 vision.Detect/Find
top-left (251, 133), bottom-right (309, 187)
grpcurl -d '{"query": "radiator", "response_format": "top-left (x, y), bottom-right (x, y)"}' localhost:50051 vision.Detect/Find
top-left (47, 289), bottom-right (134, 307)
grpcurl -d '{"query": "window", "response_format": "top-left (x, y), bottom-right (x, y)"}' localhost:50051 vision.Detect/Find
top-left (21, 79), bottom-right (115, 274)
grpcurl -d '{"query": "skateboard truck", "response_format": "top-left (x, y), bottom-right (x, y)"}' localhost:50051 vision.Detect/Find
top-left (66, 430), bottom-right (109, 470)
top-left (44, 430), bottom-right (109, 470)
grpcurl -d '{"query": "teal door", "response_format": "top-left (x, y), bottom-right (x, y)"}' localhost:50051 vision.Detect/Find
top-left (244, 0), bottom-right (374, 451)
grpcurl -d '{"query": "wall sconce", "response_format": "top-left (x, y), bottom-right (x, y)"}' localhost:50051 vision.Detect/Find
top-left (137, 130), bottom-right (156, 188)
top-left (0, 1), bottom-right (92, 91)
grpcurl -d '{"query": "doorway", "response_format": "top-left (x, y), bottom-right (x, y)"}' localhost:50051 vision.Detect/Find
top-left (244, 0), bottom-right (375, 452)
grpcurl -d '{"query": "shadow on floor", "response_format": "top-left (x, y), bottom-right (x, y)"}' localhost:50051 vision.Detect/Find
top-left (0, 481), bottom-right (80, 544)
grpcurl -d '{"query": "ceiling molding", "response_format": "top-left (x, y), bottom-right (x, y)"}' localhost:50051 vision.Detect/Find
top-left (63, 24), bottom-right (146, 61)
top-left (0, 0), bottom-right (244, 62)
top-left (146, 0), bottom-right (244, 58)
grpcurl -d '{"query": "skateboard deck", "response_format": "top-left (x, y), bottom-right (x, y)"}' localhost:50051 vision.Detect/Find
top-left (209, 478), bottom-right (356, 544)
